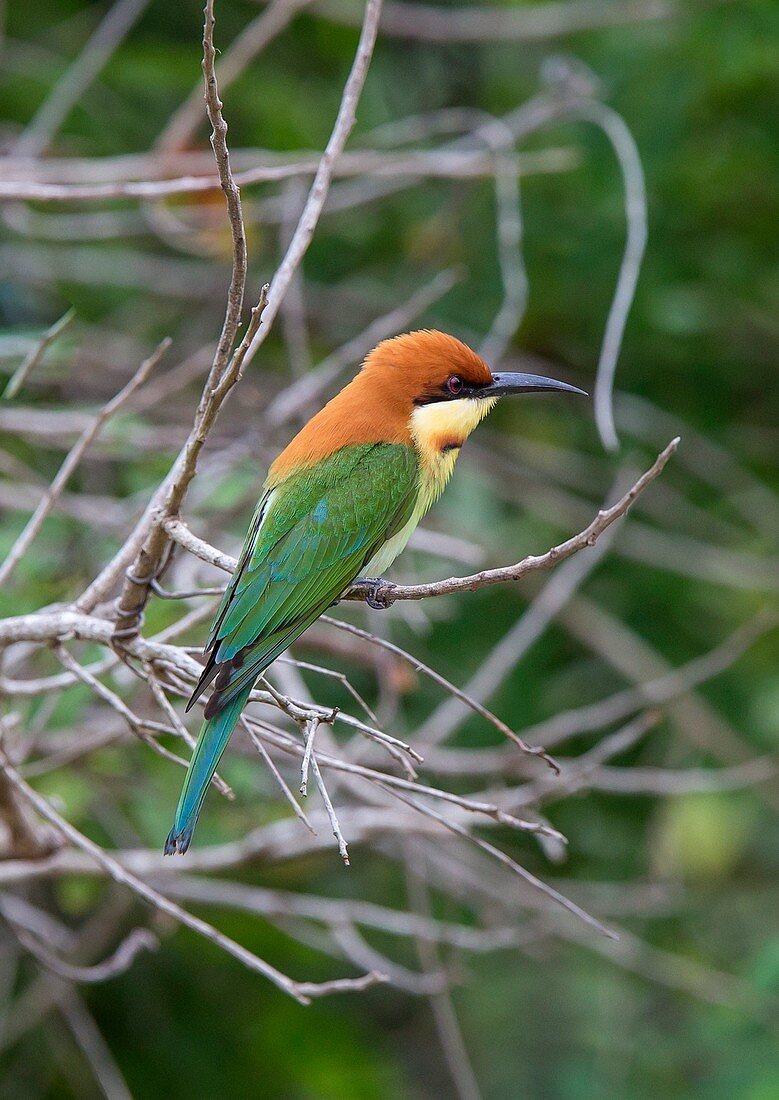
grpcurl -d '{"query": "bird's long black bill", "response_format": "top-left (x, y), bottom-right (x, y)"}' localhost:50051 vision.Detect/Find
top-left (486, 371), bottom-right (587, 398)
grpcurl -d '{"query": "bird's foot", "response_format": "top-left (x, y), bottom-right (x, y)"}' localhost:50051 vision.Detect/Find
top-left (355, 576), bottom-right (396, 610)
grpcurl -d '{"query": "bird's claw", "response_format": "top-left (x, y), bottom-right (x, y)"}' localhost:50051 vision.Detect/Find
top-left (357, 577), bottom-right (396, 610)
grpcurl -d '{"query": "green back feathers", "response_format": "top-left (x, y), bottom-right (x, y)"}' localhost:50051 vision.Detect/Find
top-left (210, 442), bottom-right (418, 673)
top-left (168, 442), bottom-right (420, 852)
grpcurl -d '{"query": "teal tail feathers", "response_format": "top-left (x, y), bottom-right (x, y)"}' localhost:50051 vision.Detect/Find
top-left (164, 683), bottom-right (253, 855)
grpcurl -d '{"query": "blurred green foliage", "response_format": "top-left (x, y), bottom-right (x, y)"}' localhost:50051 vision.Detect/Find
top-left (1, 0), bottom-right (778, 1097)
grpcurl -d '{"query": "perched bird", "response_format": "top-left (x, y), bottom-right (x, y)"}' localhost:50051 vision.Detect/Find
top-left (165, 330), bottom-right (585, 854)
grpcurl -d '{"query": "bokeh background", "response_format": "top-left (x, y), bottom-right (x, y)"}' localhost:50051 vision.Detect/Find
top-left (1, 0), bottom-right (778, 1097)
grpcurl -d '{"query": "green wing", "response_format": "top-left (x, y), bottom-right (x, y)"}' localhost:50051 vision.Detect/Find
top-left (189, 442), bottom-right (419, 716)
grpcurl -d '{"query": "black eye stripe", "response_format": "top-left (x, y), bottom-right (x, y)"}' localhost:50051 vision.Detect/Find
top-left (413, 379), bottom-right (489, 406)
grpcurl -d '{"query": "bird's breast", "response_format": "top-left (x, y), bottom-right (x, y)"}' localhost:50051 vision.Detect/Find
top-left (362, 441), bottom-right (455, 578)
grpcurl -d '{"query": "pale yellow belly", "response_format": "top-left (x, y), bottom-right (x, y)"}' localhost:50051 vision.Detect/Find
top-left (363, 513), bottom-right (419, 576)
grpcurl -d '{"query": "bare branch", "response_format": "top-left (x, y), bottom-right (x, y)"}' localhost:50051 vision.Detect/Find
top-left (200, 0), bottom-right (248, 384)
top-left (241, 717), bottom-right (317, 835)
top-left (300, 716), bottom-right (320, 798)
top-left (0, 338), bottom-right (169, 589)
top-left (0, 752), bottom-right (384, 1002)
top-left (240, 0), bottom-right (385, 371)
top-left (316, 0), bottom-right (678, 43)
top-left (8, 925), bottom-right (158, 985)
top-left (160, 441), bottom-right (679, 613)
top-left (109, 0), bottom-right (259, 640)
top-left (163, 515), bottom-right (238, 573)
top-left (11, 0), bottom-right (151, 158)
top-left (0, 147), bottom-right (573, 202)
top-left (345, 439), bottom-right (679, 604)
top-left (311, 757), bottom-right (350, 866)
top-left (577, 99), bottom-right (647, 452)
top-left (3, 307), bottom-right (75, 400)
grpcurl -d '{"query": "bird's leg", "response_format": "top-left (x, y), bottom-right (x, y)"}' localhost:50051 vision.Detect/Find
top-left (354, 576), bottom-right (397, 610)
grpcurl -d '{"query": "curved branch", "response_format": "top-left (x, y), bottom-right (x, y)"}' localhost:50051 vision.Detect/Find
top-left (8, 925), bottom-right (159, 985)
top-left (162, 438), bottom-right (679, 606)
top-left (346, 439), bottom-right (678, 604)
top-left (316, 0), bottom-right (676, 43)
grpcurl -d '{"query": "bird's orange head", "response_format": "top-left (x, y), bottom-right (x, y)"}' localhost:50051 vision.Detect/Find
top-left (270, 330), bottom-right (584, 481)
top-left (359, 329), bottom-right (493, 409)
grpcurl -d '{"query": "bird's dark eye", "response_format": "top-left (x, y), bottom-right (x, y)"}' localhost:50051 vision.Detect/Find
top-left (446, 375), bottom-right (463, 396)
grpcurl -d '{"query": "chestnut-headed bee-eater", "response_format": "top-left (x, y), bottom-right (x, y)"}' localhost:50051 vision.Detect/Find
top-left (165, 330), bottom-right (585, 853)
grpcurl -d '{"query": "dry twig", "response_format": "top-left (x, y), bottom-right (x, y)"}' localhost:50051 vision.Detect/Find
top-left (0, 0), bottom-right (771, 1044)
top-left (0, 339), bottom-right (169, 589)
top-left (3, 308), bottom-right (75, 400)
top-left (0, 751), bottom-right (384, 1002)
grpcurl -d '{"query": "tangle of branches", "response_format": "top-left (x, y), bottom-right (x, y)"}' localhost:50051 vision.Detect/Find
top-left (0, 1), bottom-right (776, 1090)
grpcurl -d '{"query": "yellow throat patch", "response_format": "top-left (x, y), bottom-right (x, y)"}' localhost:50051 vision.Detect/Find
top-left (410, 396), bottom-right (497, 505)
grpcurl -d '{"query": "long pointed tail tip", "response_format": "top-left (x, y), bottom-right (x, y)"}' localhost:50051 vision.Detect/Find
top-left (163, 824), bottom-right (193, 856)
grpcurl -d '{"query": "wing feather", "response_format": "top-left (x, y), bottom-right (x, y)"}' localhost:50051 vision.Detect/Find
top-left (189, 443), bottom-right (418, 714)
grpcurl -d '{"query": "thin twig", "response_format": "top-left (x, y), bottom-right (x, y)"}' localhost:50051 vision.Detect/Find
top-left (245, 715), bottom-right (567, 842)
top-left (578, 100), bottom-right (647, 452)
top-left (109, 0), bottom-right (258, 639)
top-left (8, 925), bottom-right (158, 985)
top-left (3, 307), bottom-right (75, 399)
top-left (240, 717), bottom-right (317, 835)
top-left (317, 0), bottom-right (677, 43)
top-left (0, 752), bottom-right (383, 1002)
top-left (344, 439), bottom-right (679, 604)
top-left (300, 717), bottom-right (320, 797)
top-left (200, 0), bottom-right (248, 385)
top-left (0, 338), bottom-right (169, 589)
top-left (311, 756), bottom-right (350, 866)
top-left (239, 0), bottom-right (385, 372)
top-left (11, 0), bottom-right (151, 158)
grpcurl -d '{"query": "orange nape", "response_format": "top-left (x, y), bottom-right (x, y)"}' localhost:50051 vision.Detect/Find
top-left (268, 330), bottom-right (492, 482)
